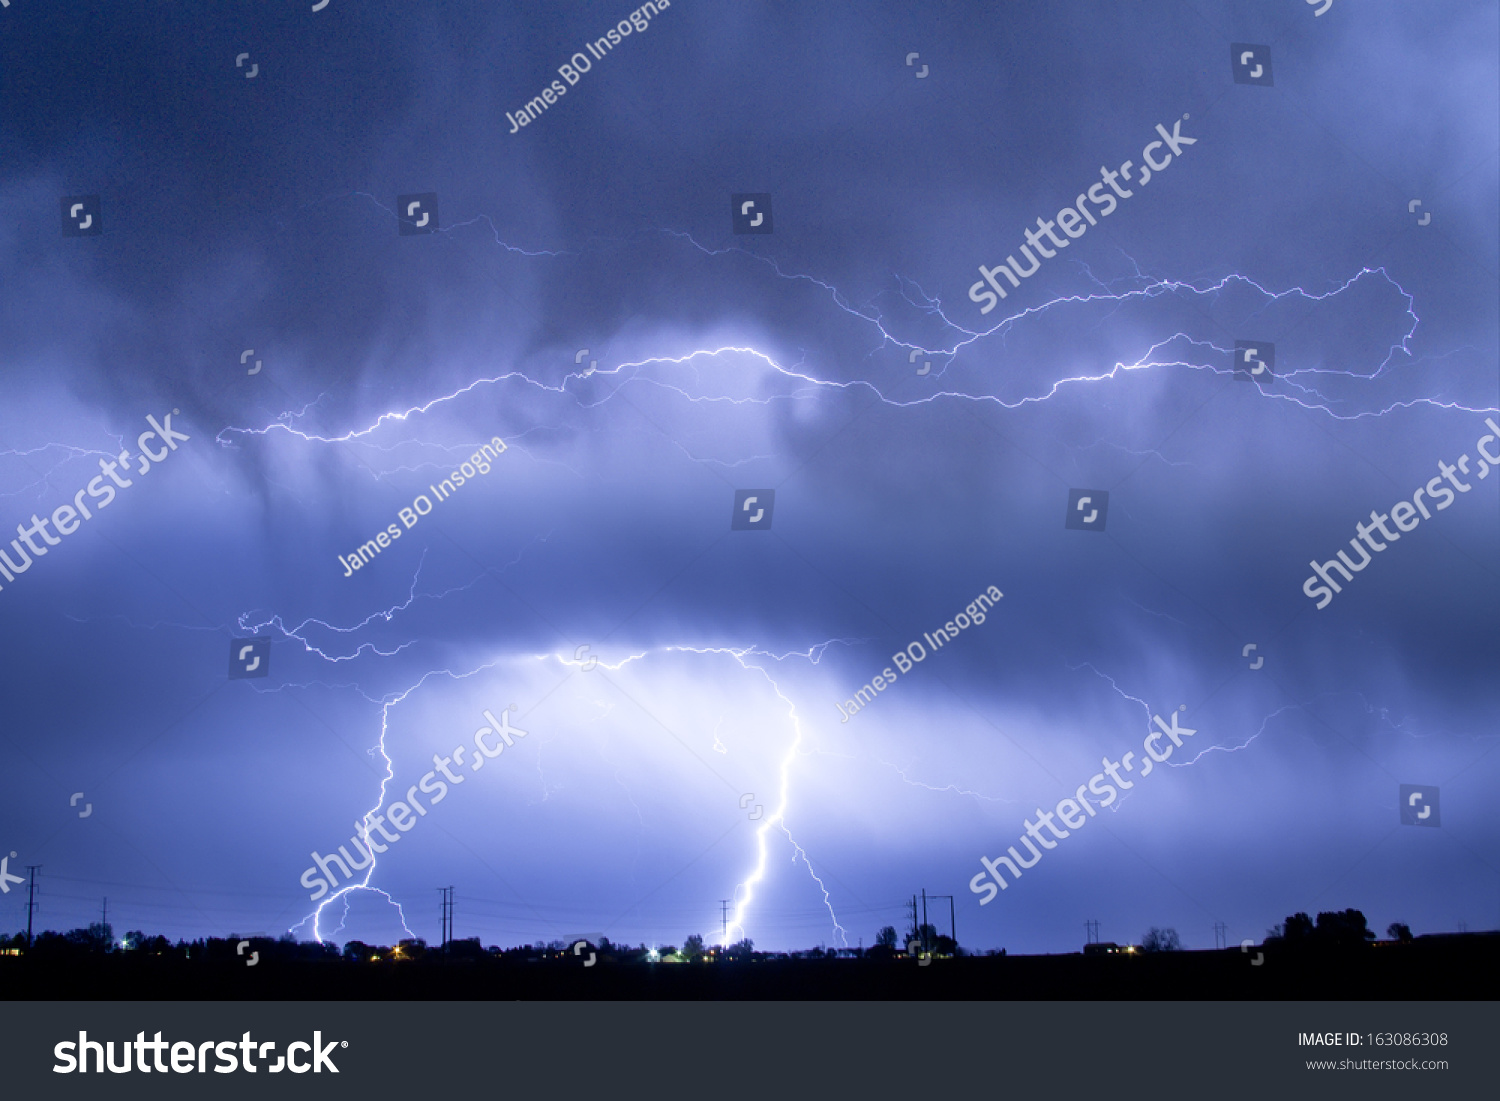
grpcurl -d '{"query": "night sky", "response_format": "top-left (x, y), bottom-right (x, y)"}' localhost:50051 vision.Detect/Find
top-left (1, 0), bottom-right (1496, 955)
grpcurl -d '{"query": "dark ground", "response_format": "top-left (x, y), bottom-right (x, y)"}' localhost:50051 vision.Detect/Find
top-left (3, 935), bottom-right (1495, 1000)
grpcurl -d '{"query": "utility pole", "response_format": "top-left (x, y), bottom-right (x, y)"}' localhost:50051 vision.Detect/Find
top-left (437, 887), bottom-right (453, 951)
top-left (1084, 919), bottom-right (1099, 945)
top-left (1214, 921), bottom-right (1227, 951)
top-left (912, 888), bottom-right (924, 960)
top-left (101, 897), bottom-right (108, 931)
top-left (720, 900), bottom-right (729, 943)
top-left (913, 891), bottom-right (956, 955)
top-left (25, 866), bottom-right (41, 948)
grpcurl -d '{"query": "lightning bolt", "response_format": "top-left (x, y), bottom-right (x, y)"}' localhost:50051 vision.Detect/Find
top-left (280, 631), bottom-right (860, 948)
top-left (668, 644), bottom-right (852, 948)
top-left (35, 214), bottom-right (1472, 948)
top-left (873, 758), bottom-right (1012, 804)
top-left (236, 538), bottom-right (548, 664)
top-left (1072, 661), bottom-right (1154, 727)
top-left (1070, 664), bottom-right (1375, 777)
top-left (657, 230), bottom-right (1484, 416)
top-left (214, 253), bottom-right (1490, 469)
top-left (350, 192), bottom-right (575, 257)
top-left (1168, 701), bottom-right (1306, 766)
top-left (0, 439), bottom-right (129, 500)
top-left (558, 641), bottom-right (856, 946)
top-left (301, 652), bottom-right (512, 943)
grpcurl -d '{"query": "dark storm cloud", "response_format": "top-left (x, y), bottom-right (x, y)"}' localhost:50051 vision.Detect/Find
top-left (0, 1), bottom-right (1494, 952)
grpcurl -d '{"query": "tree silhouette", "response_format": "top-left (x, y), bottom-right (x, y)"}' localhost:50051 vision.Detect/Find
top-left (1140, 927), bottom-right (1181, 953)
top-left (1273, 910), bottom-right (1374, 950)
top-left (1315, 909), bottom-right (1374, 948)
top-left (682, 934), bottom-right (705, 962)
top-left (1387, 923), bottom-right (1413, 943)
top-left (122, 930), bottom-right (169, 954)
top-left (1282, 912), bottom-right (1315, 942)
top-left (63, 923), bottom-right (113, 952)
top-left (875, 926), bottom-right (898, 949)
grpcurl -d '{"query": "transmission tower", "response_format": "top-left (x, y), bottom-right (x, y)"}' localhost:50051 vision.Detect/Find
top-left (438, 886), bottom-right (454, 951)
top-left (25, 866), bottom-right (41, 948)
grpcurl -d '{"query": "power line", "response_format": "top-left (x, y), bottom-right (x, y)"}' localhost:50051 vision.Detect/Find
top-left (43, 873), bottom-right (296, 899)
